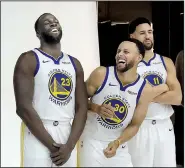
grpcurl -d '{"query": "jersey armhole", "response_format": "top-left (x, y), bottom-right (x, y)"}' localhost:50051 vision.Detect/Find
top-left (32, 51), bottom-right (40, 77)
top-left (94, 67), bottom-right (109, 95)
top-left (160, 55), bottom-right (167, 70)
top-left (136, 79), bottom-right (146, 105)
top-left (68, 55), bottom-right (77, 73)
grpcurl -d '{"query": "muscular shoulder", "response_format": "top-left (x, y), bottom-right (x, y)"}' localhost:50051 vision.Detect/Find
top-left (90, 66), bottom-right (107, 78)
top-left (69, 56), bottom-right (83, 73)
top-left (86, 66), bottom-right (107, 93)
top-left (162, 56), bottom-right (175, 68)
top-left (14, 50), bottom-right (37, 75)
top-left (18, 50), bottom-right (36, 62)
top-left (88, 66), bottom-right (107, 83)
top-left (161, 56), bottom-right (177, 74)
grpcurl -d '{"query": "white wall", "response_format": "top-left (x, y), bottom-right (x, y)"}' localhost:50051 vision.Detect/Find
top-left (1, 2), bottom-right (100, 166)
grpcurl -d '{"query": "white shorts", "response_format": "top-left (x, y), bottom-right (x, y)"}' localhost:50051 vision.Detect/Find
top-left (20, 120), bottom-right (77, 167)
top-left (78, 135), bottom-right (133, 167)
top-left (127, 118), bottom-right (176, 167)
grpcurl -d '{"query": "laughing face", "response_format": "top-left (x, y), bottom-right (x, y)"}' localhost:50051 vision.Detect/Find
top-left (115, 41), bottom-right (142, 73)
top-left (36, 14), bottom-right (63, 44)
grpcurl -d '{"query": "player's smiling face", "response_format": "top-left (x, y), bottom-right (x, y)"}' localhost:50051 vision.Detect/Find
top-left (115, 41), bottom-right (142, 73)
top-left (37, 14), bottom-right (63, 44)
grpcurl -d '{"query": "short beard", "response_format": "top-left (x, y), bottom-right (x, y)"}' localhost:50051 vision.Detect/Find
top-left (144, 42), bottom-right (154, 50)
top-left (117, 61), bottom-right (135, 73)
top-left (41, 30), bottom-right (62, 44)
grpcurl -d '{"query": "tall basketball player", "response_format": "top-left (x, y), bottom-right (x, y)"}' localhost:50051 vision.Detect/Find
top-left (78, 38), bottom-right (169, 167)
top-left (13, 13), bottom-right (88, 167)
top-left (127, 17), bottom-right (182, 167)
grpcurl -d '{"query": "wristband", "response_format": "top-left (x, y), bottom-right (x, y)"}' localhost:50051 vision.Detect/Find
top-left (114, 139), bottom-right (121, 148)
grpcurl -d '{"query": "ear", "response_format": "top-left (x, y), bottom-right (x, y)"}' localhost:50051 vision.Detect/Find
top-left (130, 33), bottom-right (134, 38)
top-left (137, 54), bottom-right (143, 62)
top-left (36, 32), bottom-right (41, 39)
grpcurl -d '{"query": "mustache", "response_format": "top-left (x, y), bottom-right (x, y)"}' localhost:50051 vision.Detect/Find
top-left (144, 39), bottom-right (152, 42)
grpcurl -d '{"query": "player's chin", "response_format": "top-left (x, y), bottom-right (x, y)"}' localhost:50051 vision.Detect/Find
top-left (117, 64), bottom-right (126, 72)
top-left (144, 43), bottom-right (153, 50)
top-left (50, 34), bottom-right (60, 39)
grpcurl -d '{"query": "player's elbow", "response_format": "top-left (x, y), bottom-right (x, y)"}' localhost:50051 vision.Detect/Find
top-left (175, 92), bottom-right (182, 106)
top-left (172, 87), bottom-right (182, 105)
top-left (16, 103), bottom-right (32, 118)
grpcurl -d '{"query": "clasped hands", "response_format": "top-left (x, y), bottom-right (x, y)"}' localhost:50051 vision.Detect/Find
top-left (50, 142), bottom-right (72, 166)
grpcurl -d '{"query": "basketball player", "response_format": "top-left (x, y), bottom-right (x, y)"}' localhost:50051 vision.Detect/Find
top-left (13, 13), bottom-right (88, 167)
top-left (175, 50), bottom-right (184, 106)
top-left (78, 38), bottom-right (169, 167)
top-left (126, 17), bottom-right (182, 167)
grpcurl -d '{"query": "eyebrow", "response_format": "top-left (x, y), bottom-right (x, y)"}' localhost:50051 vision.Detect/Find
top-left (117, 48), bottom-right (129, 52)
top-left (139, 29), bottom-right (153, 33)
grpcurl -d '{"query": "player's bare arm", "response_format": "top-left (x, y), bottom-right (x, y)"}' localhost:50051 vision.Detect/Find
top-left (148, 82), bottom-right (169, 97)
top-left (13, 51), bottom-right (58, 153)
top-left (153, 57), bottom-right (182, 105)
top-left (86, 66), bottom-right (114, 118)
top-left (103, 83), bottom-right (167, 158)
top-left (51, 57), bottom-right (88, 166)
top-left (86, 66), bottom-right (106, 97)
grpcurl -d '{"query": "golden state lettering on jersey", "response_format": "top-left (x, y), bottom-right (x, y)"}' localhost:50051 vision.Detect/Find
top-left (97, 94), bottom-right (131, 130)
top-left (48, 68), bottom-right (73, 106)
top-left (142, 71), bottom-right (164, 86)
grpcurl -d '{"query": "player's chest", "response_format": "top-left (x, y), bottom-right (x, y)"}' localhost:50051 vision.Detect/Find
top-left (35, 64), bottom-right (76, 88)
top-left (137, 65), bottom-right (167, 86)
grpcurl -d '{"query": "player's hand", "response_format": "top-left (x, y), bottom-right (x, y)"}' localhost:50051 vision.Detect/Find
top-left (98, 103), bottom-right (115, 119)
top-left (50, 142), bottom-right (72, 166)
top-left (103, 140), bottom-right (119, 158)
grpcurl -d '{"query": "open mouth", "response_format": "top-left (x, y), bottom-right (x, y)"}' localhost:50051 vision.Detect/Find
top-left (118, 59), bottom-right (126, 65)
top-left (51, 28), bottom-right (59, 33)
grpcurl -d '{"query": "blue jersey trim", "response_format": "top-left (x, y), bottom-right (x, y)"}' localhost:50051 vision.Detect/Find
top-left (160, 55), bottom-right (167, 70)
top-left (35, 48), bottom-right (63, 65)
top-left (140, 53), bottom-right (156, 66)
top-left (136, 79), bottom-right (147, 105)
top-left (32, 51), bottom-right (40, 77)
top-left (95, 67), bottom-right (109, 94)
top-left (114, 66), bottom-right (140, 91)
top-left (68, 55), bottom-right (77, 73)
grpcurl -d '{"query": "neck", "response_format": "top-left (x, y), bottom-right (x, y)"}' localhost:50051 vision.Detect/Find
top-left (144, 49), bottom-right (154, 60)
top-left (40, 42), bottom-right (61, 59)
top-left (117, 66), bottom-right (138, 86)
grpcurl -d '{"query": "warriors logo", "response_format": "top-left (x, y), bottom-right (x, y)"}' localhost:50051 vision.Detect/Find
top-left (144, 73), bottom-right (164, 86)
top-left (48, 70), bottom-right (73, 106)
top-left (97, 98), bottom-right (128, 129)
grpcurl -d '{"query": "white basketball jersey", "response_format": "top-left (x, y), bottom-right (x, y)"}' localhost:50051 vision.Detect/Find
top-left (137, 53), bottom-right (174, 120)
top-left (84, 66), bottom-right (146, 141)
top-left (32, 48), bottom-right (76, 122)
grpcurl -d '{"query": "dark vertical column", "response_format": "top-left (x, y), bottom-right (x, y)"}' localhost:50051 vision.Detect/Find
top-left (152, 1), bottom-right (170, 57)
